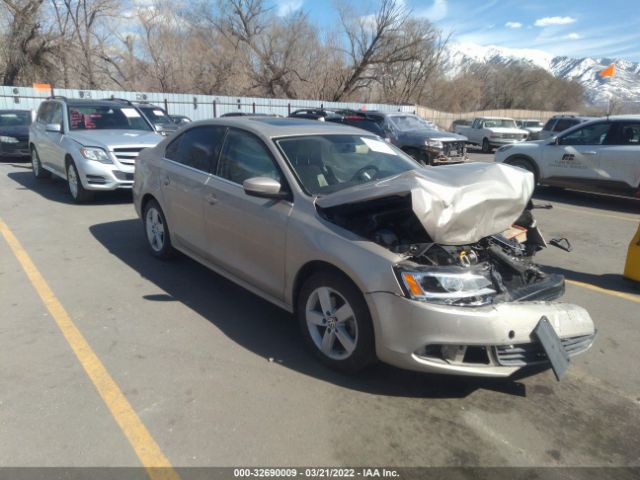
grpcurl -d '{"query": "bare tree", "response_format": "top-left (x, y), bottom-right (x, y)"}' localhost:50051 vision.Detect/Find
top-left (1, 0), bottom-right (57, 85)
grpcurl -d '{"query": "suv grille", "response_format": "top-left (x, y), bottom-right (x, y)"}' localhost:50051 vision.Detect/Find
top-left (503, 133), bottom-right (524, 140)
top-left (112, 147), bottom-right (146, 165)
top-left (442, 141), bottom-right (465, 157)
top-left (494, 334), bottom-right (595, 366)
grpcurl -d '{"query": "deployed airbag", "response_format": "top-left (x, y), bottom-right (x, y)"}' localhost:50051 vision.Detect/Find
top-left (316, 163), bottom-right (534, 245)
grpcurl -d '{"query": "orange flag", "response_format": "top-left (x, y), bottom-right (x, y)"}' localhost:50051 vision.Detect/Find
top-left (599, 64), bottom-right (615, 78)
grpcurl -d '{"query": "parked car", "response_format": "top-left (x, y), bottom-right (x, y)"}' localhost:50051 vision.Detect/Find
top-left (29, 97), bottom-right (163, 202)
top-left (364, 112), bottom-right (468, 165)
top-left (221, 112), bottom-right (279, 117)
top-left (0, 109), bottom-right (33, 160)
top-left (539, 115), bottom-right (596, 140)
top-left (170, 115), bottom-right (192, 125)
top-left (133, 117), bottom-right (595, 376)
top-left (516, 119), bottom-right (544, 140)
top-left (132, 102), bottom-right (179, 135)
top-left (495, 115), bottom-right (640, 197)
top-left (455, 117), bottom-right (529, 153)
top-left (289, 108), bottom-right (342, 120)
top-left (449, 119), bottom-right (471, 133)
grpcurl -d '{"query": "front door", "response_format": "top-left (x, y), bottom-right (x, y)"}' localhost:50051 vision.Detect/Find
top-left (204, 128), bottom-right (292, 301)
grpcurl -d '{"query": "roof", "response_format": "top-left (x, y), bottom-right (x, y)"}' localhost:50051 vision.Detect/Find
top-left (185, 117), bottom-right (370, 138)
top-left (47, 98), bottom-right (135, 108)
top-left (475, 116), bottom-right (516, 120)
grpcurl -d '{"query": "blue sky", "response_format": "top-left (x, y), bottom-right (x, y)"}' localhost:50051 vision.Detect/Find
top-left (268, 0), bottom-right (640, 61)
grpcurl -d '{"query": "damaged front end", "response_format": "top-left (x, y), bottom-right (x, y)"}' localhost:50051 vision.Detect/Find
top-left (318, 192), bottom-right (564, 307)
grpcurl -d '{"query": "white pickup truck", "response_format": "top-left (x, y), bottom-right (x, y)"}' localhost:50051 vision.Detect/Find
top-left (455, 116), bottom-right (529, 153)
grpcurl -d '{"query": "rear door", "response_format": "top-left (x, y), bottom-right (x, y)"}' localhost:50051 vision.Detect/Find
top-left (160, 126), bottom-right (226, 258)
top-left (541, 121), bottom-right (612, 187)
top-left (203, 128), bottom-right (292, 301)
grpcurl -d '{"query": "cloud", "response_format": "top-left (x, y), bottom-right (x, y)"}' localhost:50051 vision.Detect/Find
top-left (564, 32), bottom-right (582, 40)
top-left (505, 21), bottom-right (522, 29)
top-left (420, 0), bottom-right (447, 22)
top-left (276, 0), bottom-right (303, 17)
top-left (534, 16), bottom-right (576, 27)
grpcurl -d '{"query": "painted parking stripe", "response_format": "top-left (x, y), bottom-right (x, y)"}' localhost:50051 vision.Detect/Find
top-left (554, 205), bottom-right (638, 223)
top-left (0, 218), bottom-right (180, 480)
top-left (566, 279), bottom-right (640, 304)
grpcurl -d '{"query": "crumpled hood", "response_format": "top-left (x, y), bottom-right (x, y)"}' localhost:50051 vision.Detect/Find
top-left (396, 129), bottom-right (467, 143)
top-left (316, 163), bottom-right (534, 245)
top-left (68, 129), bottom-right (162, 148)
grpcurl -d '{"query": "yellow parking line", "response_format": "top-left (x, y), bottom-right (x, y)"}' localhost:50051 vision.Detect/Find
top-left (554, 205), bottom-right (638, 223)
top-left (566, 279), bottom-right (640, 304)
top-left (0, 218), bottom-right (180, 480)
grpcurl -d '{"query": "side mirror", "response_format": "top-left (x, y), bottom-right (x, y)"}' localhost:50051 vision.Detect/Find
top-left (46, 123), bottom-right (62, 133)
top-left (243, 177), bottom-right (287, 199)
top-left (552, 136), bottom-right (560, 145)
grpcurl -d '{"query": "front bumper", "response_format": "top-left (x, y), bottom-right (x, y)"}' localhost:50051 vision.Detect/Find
top-left (367, 292), bottom-right (595, 377)
top-left (76, 159), bottom-right (134, 191)
top-left (0, 142), bottom-right (30, 158)
top-left (489, 138), bottom-right (526, 147)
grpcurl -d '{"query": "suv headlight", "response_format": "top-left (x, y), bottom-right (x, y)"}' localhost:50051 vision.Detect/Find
top-left (79, 147), bottom-right (111, 164)
top-left (395, 266), bottom-right (496, 306)
top-left (0, 136), bottom-right (19, 143)
top-left (425, 139), bottom-right (443, 149)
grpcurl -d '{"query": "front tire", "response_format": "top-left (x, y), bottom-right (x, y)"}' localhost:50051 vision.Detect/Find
top-left (31, 148), bottom-right (50, 179)
top-left (66, 161), bottom-right (94, 203)
top-left (507, 157), bottom-right (538, 184)
top-left (296, 271), bottom-right (376, 373)
top-left (143, 199), bottom-right (175, 259)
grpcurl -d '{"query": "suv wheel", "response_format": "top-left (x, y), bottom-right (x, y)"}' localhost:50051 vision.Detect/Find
top-left (297, 271), bottom-right (375, 373)
top-left (507, 157), bottom-right (538, 184)
top-left (143, 199), bottom-right (175, 259)
top-left (481, 138), bottom-right (492, 153)
top-left (31, 148), bottom-right (50, 179)
top-left (66, 161), bottom-right (94, 203)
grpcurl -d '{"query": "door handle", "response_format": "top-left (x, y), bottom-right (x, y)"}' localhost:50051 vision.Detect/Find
top-left (206, 193), bottom-right (218, 205)
top-left (582, 151), bottom-right (597, 155)
top-left (162, 176), bottom-right (170, 186)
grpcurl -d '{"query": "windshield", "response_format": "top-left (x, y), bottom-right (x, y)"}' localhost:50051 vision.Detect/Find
top-left (525, 121), bottom-right (543, 128)
top-left (388, 115), bottom-right (433, 131)
top-left (276, 135), bottom-right (419, 195)
top-left (68, 105), bottom-right (152, 131)
top-left (0, 111), bottom-right (31, 126)
top-left (483, 119), bottom-right (517, 129)
top-left (139, 106), bottom-right (173, 126)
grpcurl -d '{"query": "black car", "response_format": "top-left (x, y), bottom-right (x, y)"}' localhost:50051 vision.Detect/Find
top-left (289, 109), bottom-right (388, 139)
top-left (364, 112), bottom-right (468, 165)
top-left (169, 115), bottom-right (192, 125)
top-left (133, 103), bottom-right (179, 135)
top-left (0, 109), bottom-right (32, 160)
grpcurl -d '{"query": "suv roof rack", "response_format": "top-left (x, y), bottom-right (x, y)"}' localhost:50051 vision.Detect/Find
top-left (101, 97), bottom-right (133, 105)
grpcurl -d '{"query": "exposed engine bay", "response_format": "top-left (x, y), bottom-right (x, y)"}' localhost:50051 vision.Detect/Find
top-left (319, 194), bottom-right (565, 304)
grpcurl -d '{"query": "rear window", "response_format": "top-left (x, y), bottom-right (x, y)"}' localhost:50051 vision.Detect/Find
top-left (553, 119), bottom-right (578, 132)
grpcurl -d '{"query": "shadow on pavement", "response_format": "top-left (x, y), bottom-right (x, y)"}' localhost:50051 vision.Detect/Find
top-left (542, 265), bottom-right (640, 295)
top-left (5, 170), bottom-right (133, 205)
top-left (534, 186), bottom-right (640, 216)
top-left (90, 218), bottom-right (532, 399)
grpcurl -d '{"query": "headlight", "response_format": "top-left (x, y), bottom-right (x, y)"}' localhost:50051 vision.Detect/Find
top-left (396, 266), bottom-right (496, 306)
top-left (79, 147), bottom-right (111, 163)
top-left (424, 139), bottom-right (443, 149)
top-left (0, 136), bottom-right (19, 143)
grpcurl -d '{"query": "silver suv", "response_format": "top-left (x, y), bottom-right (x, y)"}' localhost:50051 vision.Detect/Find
top-left (133, 118), bottom-right (595, 377)
top-left (29, 97), bottom-right (163, 202)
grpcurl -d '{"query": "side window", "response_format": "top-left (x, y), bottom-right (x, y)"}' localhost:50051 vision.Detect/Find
top-left (166, 126), bottom-right (226, 173)
top-left (553, 119), bottom-right (576, 132)
top-left (49, 103), bottom-right (63, 125)
top-left (617, 123), bottom-right (640, 145)
top-left (217, 129), bottom-right (282, 185)
top-left (543, 118), bottom-right (555, 130)
top-left (36, 102), bottom-right (53, 123)
top-left (560, 123), bottom-right (611, 146)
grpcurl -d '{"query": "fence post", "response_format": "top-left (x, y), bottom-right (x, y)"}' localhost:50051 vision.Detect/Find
top-left (213, 100), bottom-right (217, 118)
top-left (163, 98), bottom-right (169, 113)
top-left (288, 103), bottom-right (291, 115)
top-left (252, 102), bottom-right (256, 114)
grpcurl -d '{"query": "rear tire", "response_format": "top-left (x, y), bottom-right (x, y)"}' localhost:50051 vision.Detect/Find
top-left (31, 148), bottom-right (50, 179)
top-left (143, 199), bottom-right (175, 259)
top-left (296, 271), bottom-right (376, 373)
top-left (481, 138), bottom-right (492, 153)
top-left (66, 161), bottom-right (94, 203)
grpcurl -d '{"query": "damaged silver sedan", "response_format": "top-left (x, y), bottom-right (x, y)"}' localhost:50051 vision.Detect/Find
top-left (133, 118), bottom-right (595, 377)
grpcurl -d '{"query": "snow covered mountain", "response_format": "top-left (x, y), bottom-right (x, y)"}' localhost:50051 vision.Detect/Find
top-left (447, 42), bottom-right (640, 105)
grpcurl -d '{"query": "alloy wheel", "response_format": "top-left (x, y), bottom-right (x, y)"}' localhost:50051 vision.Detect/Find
top-left (145, 207), bottom-right (165, 252)
top-left (67, 164), bottom-right (79, 199)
